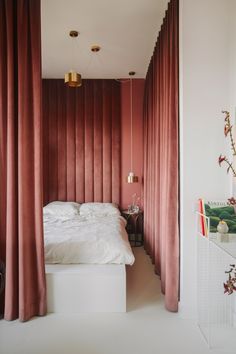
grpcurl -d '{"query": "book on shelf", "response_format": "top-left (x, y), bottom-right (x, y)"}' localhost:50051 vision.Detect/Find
top-left (198, 199), bottom-right (208, 236)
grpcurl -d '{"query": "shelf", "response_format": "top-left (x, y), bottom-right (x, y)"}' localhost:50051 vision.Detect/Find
top-left (196, 212), bottom-right (236, 352)
top-left (209, 233), bottom-right (236, 259)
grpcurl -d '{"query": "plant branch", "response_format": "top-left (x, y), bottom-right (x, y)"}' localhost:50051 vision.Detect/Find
top-left (223, 157), bottom-right (236, 177)
top-left (222, 111), bottom-right (236, 155)
top-left (224, 264), bottom-right (236, 295)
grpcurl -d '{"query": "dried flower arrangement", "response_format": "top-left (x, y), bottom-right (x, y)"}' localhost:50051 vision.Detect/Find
top-left (128, 193), bottom-right (141, 213)
top-left (218, 112), bottom-right (236, 295)
top-left (224, 264), bottom-right (236, 295)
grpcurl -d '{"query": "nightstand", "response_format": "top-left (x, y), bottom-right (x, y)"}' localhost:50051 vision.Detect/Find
top-left (122, 210), bottom-right (143, 247)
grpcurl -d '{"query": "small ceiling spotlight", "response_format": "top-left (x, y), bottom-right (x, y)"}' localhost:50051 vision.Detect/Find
top-left (91, 45), bottom-right (101, 52)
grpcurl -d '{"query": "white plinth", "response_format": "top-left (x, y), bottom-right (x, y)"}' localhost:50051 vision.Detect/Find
top-left (45, 264), bottom-right (126, 313)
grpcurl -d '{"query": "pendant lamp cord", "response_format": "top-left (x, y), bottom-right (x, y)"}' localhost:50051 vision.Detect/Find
top-left (72, 35), bottom-right (78, 72)
top-left (70, 36), bottom-right (74, 72)
top-left (130, 78), bottom-right (133, 172)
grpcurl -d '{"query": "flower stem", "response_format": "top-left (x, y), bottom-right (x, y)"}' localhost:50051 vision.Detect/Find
top-left (223, 111), bottom-right (236, 155)
top-left (224, 157), bottom-right (236, 177)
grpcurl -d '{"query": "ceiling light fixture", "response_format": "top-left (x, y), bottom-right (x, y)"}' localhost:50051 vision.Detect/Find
top-left (65, 30), bottom-right (82, 87)
top-left (126, 71), bottom-right (138, 183)
top-left (91, 45), bottom-right (101, 52)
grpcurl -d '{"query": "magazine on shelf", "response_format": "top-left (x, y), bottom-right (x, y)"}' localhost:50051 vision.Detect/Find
top-left (198, 199), bottom-right (236, 234)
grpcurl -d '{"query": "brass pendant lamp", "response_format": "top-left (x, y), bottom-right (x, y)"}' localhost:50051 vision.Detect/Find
top-left (126, 71), bottom-right (138, 183)
top-left (65, 30), bottom-right (82, 87)
top-left (65, 71), bottom-right (82, 87)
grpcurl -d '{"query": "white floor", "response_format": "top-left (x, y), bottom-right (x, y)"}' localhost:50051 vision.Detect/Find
top-left (0, 248), bottom-right (231, 354)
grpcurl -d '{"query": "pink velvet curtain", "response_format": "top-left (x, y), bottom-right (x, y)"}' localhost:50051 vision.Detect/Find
top-left (0, 0), bottom-right (46, 321)
top-left (143, 0), bottom-right (179, 311)
top-left (42, 79), bottom-right (121, 205)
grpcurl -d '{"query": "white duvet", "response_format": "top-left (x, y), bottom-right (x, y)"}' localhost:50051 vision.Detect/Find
top-left (44, 214), bottom-right (135, 265)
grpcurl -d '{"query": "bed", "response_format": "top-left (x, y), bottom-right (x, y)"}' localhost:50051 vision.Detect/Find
top-left (43, 201), bottom-right (135, 313)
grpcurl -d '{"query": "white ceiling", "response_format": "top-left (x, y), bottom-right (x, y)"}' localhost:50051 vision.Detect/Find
top-left (41, 0), bottom-right (168, 79)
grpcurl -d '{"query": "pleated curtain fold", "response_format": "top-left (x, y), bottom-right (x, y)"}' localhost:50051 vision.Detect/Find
top-left (0, 0), bottom-right (46, 321)
top-left (143, 0), bottom-right (179, 312)
top-left (42, 79), bottom-right (121, 205)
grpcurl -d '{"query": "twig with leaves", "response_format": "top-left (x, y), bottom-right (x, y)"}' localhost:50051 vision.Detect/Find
top-left (222, 110), bottom-right (236, 155)
top-left (219, 155), bottom-right (236, 177)
top-left (218, 111), bottom-right (236, 177)
top-left (224, 264), bottom-right (236, 295)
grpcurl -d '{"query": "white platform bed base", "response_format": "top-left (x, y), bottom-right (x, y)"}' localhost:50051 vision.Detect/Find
top-left (45, 264), bottom-right (126, 313)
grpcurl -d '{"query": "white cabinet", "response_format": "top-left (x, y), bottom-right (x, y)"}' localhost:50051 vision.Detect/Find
top-left (197, 212), bottom-right (236, 351)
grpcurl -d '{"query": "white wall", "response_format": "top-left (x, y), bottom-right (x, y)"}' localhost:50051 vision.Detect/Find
top-left (229, 0), bottom-right (236, 114)
top-left (179, 0), bottom-right (234, 318)
top-left (228, 0), bottom-right (236, 196)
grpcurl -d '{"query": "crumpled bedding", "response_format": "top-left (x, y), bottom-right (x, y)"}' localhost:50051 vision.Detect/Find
top-left (44, 214), bottom-right (135, 265)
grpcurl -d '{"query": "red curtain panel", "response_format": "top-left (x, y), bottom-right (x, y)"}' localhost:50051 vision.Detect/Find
top-left (0, 0), bottom-right (46, 321)
top-left (143, 0), bottom-right (179, 312)
top-left (42, 79), bottom-right (121, 205)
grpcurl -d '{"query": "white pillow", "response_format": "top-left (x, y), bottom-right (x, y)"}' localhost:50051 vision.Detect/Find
top-left (43, 201), bottom-right (80, 218)
top-left (80, 202), bottom-right (120, 217)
